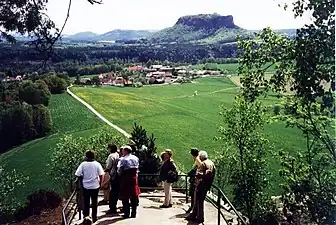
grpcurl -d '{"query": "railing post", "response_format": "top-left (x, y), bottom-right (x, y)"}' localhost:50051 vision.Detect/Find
top-left (185, 175), bottom-right (188, 203)
top-left (217, 188), bottom-right (221, 225)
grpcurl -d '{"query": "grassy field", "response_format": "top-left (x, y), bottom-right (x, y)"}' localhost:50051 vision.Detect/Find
top-left (0, 93), bottom-right (105, 203)
top-left (191, 63), bottom-right (277, 75)
top-left (71, 77), bottom-right (306, 194)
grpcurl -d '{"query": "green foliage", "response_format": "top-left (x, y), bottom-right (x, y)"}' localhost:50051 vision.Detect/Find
top-left (218, 96), bottom-right (275, 223)
top-left (19, 80), bottom-right (51, 106)
top-left (42, 74), bottom-right (68, 94)
top-left (49, 126), bottom-right (126, 193)
top-left (237, 0), bottom-right (335, 223)
top-left (31, 104), bottom-right (52, 137)
top-left (130, 123), bottom-right (161, 187)
top-left (0, 93), bottom-right (104, 208)
top-left (130, 122), bottom-right (149, 151)
top-left (0, 166), bottom-right (29, 221)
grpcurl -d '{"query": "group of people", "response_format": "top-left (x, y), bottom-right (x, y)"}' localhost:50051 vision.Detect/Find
top-left (75, 144), bottom-right (215, 224)
top-left (75, 144), bottom-right (140, 223)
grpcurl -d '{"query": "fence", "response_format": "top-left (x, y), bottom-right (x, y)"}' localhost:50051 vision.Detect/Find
top-left (61, 173), bottom-right (247, 225)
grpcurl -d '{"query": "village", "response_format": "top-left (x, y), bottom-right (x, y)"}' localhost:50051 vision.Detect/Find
top-left (78, 64), bottom-right (224, 87)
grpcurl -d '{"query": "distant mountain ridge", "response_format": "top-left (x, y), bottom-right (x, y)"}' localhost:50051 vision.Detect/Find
top-left (63, 29), bottom-right (155, 41)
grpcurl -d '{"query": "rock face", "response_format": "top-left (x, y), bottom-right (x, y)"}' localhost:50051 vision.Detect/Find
top-left (175, 13), bottom-right (238, 30)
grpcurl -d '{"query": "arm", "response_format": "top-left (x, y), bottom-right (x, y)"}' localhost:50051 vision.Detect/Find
top-left (75, 163), bottom-right (83, 177)
top-left (105, 155), bottom-right (112, 172)
top-left (97, 163), bottom-right (105, 187)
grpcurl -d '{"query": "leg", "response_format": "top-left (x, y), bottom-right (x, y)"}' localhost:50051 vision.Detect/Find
top-left (186, 187), bottom-right (198, 220)
top-left (196, 189), bottom-right (207, 223)
top-left (187, 185), bottom-right (195, 212)
top-left (82, 188), bottom-right (90, 218)
top-left (130, 197), bottom-right (139, 218)
top-left (109, 178), bottom-right (120, 213)
top-left (162, 181), bottom-right (172, 207)
top-left (168, 182), bottom-right (172, 205)
top-left (122, 199), bottom-right (130, 218)
top-left (91, 188), bottom-right (99, 222)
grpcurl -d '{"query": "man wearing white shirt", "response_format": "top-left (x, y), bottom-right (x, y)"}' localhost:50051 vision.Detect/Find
top-left (75, 150), bottom-right (104, 223)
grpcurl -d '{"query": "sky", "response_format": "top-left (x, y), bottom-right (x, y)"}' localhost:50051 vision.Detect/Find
top-left (47, 0), bottom-right (312, 35)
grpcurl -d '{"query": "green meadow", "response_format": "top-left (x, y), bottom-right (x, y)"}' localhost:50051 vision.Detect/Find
top-left (72, 77), bottom-right (306, 194)
top-left (0, 93), bottom-right (105, 203)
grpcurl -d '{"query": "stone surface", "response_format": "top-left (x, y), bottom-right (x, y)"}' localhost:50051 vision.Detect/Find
top-left (71, 193), bottom-right (227, 225)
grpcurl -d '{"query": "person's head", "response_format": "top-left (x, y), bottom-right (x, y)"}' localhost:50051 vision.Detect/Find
top-left (107, 144), bottom-right (118, 153)
top-left (164, 149), bottom-right (173, 161)
top-left (121, 145), bottom-right (132, 156)
top-left (85, 150), bottom-right (95, 161)
top-left (198, 150), bottom-right (208, 162)
top-left (190, 148), bottom-right (199, 159)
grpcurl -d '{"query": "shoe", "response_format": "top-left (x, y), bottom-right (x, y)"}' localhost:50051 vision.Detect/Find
top-left (168, 204), bottom-right (172, 208)
top-left (131, 213), bottom-right (136, 218)
top-left (185, 215), bottom-right (197, 221)
top-left (122, 214), bottom-right (130, 219)
top-left (159, 205), bottom-right (169, 208)
top-left (196, 219), bottom-right (204, 224)
top-left (186, 207), bottom-right (192, 213)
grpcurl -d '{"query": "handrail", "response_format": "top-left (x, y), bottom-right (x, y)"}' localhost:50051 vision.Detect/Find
top-left (60, 173), bottom-right (246, 225)
top-left (61, 189), bottom-right (77, 225)
top-left (208, 184), bottom-right (248, 225)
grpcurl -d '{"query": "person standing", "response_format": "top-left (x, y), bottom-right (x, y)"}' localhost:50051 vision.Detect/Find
top-left (75, 150), bottom-right (104, 223)
top-left (159, 149), bottom-right (178, 208)
top-left (105, 144), bottom-right (120, 214)
top-left (117, 145), bottom-right (141, 218)
top-left (186, 148), bottom-right (201, 213)
top-left (186, 150), bottom-right (215, 224)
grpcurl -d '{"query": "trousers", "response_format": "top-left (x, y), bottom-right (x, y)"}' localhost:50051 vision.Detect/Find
top-left (122, 197), bottom-right (139, 217)
top-left (109, 176), bottom-right (120, 212)
top-left (163, 181), bottom-right (172, 206)
top-left (83, 188), bottom-right (99, 221)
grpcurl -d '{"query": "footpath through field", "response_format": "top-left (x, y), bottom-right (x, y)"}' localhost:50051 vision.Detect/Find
top-left (66, 86), bottom-right (236, 225)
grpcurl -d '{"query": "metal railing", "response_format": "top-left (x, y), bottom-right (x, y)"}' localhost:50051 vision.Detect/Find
top-left (61, 173), bottom-right (246, 225)
top-left (137, 173), bottom-right (189, 202)
top-left (61, 189), bottom-right (78, 225)
top-left (207, 184), bottom-right (248, 225)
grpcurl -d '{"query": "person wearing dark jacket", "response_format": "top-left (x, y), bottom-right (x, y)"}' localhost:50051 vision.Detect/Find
top-left (159, 149), bottom-right (178, 208)
top-left (186, 148), bottom-right (201, 213)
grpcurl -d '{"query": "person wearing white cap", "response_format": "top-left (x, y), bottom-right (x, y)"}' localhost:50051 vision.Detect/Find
top-left (117, 145), bottom-right (141, 218)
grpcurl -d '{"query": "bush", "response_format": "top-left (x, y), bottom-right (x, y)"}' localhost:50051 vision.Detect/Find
top-left (49, 127), bottom-right (126, 193)
top-left (273, 104), bottom-right (281, 115)
top-left (0, 167), bottom-right (29, 223)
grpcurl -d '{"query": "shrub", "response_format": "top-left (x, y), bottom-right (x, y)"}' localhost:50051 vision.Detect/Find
top-left (49, 127), bottom-right (126, 194)
top-left (130, 123), bottom-right (161, 188)
top-left (32, 104), bottom-right (52, 137)
top-left (0, 167), bottom-right (29, 223)
top-left (19, 80), bottom-right (51, 106)
top-left (273, 104), bottom-right (281, 115)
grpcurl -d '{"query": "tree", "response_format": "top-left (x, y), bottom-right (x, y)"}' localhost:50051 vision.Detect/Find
top-left (42, 74), bottom-right (68, 94)
top-left (32, 104), bottom-right (52, 137)
top-left (237, 0), bottom-right (335, 223)
top-left (19, 80), bottom-right (50, 106)
top-left (218, 96), bottom-right (275, 224)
